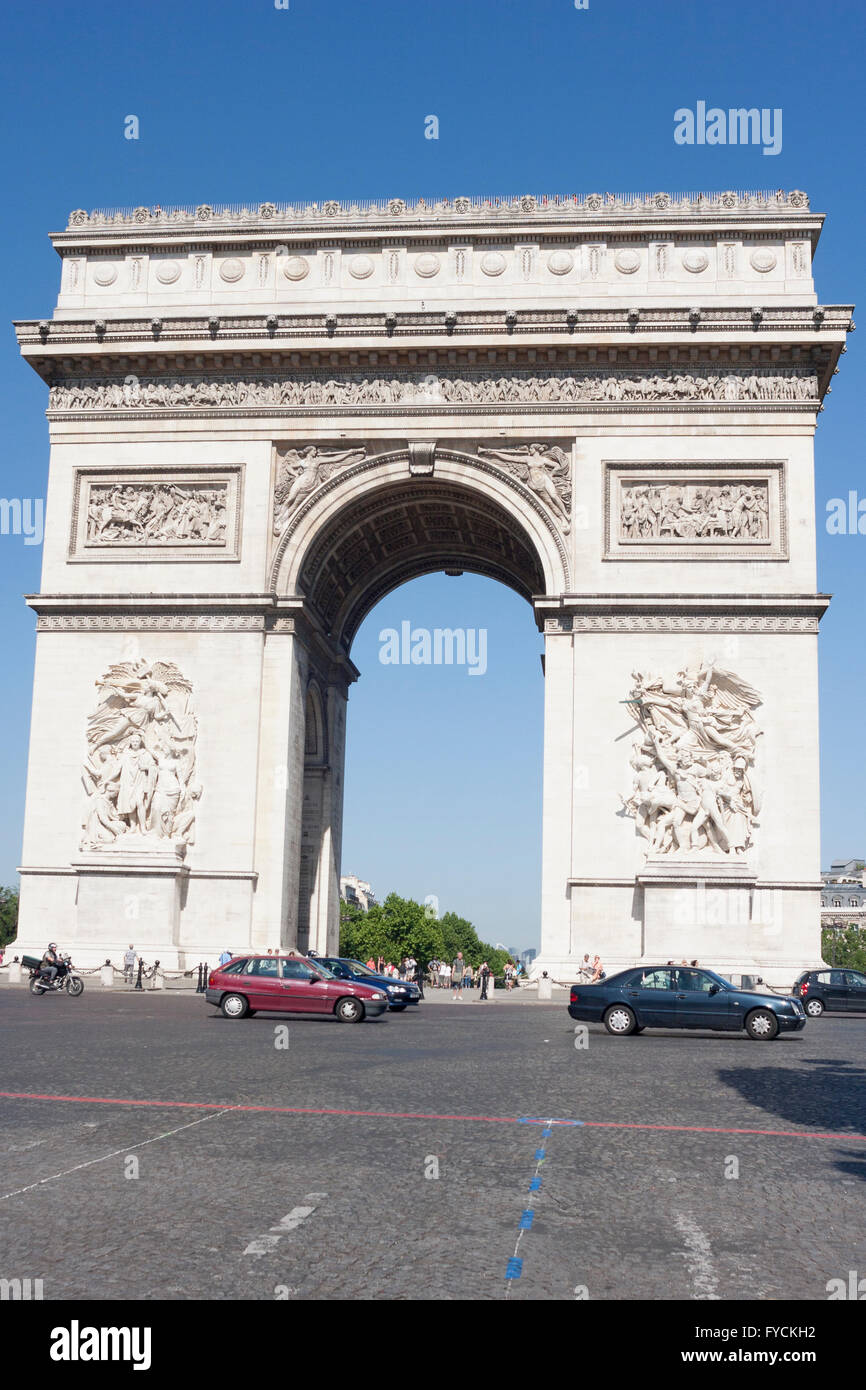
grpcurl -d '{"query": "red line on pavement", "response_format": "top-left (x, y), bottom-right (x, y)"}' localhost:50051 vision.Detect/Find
top-left (0, 1090), bottom-right (864, 1144)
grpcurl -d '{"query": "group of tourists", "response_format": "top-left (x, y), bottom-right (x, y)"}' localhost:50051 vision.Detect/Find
top-left (576, 954), bottom-right (607, 982)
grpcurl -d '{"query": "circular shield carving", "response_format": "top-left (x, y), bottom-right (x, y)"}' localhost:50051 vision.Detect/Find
top-left (547, 250), bottom-right (574, 276)
top-left (282, 256), bottom-right (310, 281)
top-left (750, 249), bottom-right (777, 273)
top-left (454, 196), bottom-right (471, 213)
top-left (154, 260), bottom-right (181, 284)
top-left (348, 255), bottom-right (375, 279)
top-left (682, 250), bottom-right (709, 273)
top-left (413, 253), bottom-right (440, 278)
top-left (585, 194), bottom-right (603, 211)
top-left (219, 258), bottom-right (245, 283)
top-left (92, 263), bottom-right (118, 286)
top-left (614, 249), bottom-right (640, 274)
top-left (480, 251), bottom-right (507, 276)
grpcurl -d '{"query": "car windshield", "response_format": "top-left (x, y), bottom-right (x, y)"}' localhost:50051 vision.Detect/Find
top-left (345, 960), bottom-right (378, 977)
top-left (304, 960), bottom-right (336, 979)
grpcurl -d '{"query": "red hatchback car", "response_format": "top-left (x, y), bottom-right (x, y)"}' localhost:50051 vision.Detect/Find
top-left (206, 955), bottom-right (389, 1023)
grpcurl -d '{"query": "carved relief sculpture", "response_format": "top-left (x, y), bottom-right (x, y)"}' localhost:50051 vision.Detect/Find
top-left (49, 368), bottom-right (819, 413)
top-left (621, 661), bottom-right (762, 858)
top-left (273, 445), bottom-right (366, 534)
top-left (478, 443), bottom-right (572, 530)
top-left (86, 482), bottom-right (228, 546)
top-left (620, 481), bottom-right (769, 542)
top-left (81, 660), bottom-right (200, 852)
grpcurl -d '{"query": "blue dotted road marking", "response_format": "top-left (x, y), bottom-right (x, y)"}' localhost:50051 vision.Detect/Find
top-left (529, 1176), bottom-right (541, 1192)
top-left (505, 1258), bottom-right (523, 1280)
top-left (519, 1210), bottom-right (534, 1229)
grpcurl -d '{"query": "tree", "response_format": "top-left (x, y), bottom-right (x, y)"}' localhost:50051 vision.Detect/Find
top-left (821, 924), bottom-right (866, 972)
top-left (0, 886), bottom-right (19, 948)
top-left (337, 891), bottom-right (508, 972)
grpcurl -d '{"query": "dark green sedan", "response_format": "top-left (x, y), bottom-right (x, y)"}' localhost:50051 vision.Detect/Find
top-left (568, 965), bottom-right (806, 1040)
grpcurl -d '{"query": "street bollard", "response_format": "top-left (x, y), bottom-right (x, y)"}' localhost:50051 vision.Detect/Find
top-left (100, 962), bottom-right (114, 989)
top-left (537, 972), bottom-right (553, 1001)
top-left (196, 962), bottom-right (204, 993)
top-left (135, 958), bottom-right (143, 991)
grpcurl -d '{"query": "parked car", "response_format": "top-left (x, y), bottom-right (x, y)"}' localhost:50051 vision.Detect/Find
top-left (317, 956), bottom-right (421, 1010)
top-left (792, 968), bottom-right (866, 1017)
top-left (205, 955), bottom-right (388, 1022)
top-left (568, 964), bottom-right (806, 1040)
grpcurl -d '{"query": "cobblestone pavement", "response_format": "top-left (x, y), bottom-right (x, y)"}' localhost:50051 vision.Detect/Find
top-left (0, 989), bottom-right (864, 1301)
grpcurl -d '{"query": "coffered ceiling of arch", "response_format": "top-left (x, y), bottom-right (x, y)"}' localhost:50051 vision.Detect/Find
top-left (296, 481), bottom-right (546, 649)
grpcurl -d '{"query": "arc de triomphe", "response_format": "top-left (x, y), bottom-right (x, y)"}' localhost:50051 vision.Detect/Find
top-left (12, 192), bottom-right (851, 981)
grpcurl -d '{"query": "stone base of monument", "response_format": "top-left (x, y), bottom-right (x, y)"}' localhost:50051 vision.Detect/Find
top-left (71, 846), bottom-right (190, 965)
top-left (638, 855), bottom-right (757, 965)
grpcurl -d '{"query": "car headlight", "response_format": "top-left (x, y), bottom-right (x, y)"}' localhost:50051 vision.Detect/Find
top-left (371, 992), bottom-right (385, 1000)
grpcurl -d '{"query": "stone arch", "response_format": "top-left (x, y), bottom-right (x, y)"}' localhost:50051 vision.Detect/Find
top-left (304, 681), bottom-right (327, 762)
top-left (270, 448), bottom-right (569, 648)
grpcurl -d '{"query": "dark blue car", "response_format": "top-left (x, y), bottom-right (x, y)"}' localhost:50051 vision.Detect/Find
top-left (317, 957), bottom-right (421, 1011)
top-left (568, 964), bottom-right (806, 1040)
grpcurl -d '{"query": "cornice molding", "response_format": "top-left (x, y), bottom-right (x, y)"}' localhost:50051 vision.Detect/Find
top-left (54, 189), bottom-right (819, 243)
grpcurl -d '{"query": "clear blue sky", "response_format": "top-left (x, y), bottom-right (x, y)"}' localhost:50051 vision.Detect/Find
top-left (0, 0), bottom-right (863, 948)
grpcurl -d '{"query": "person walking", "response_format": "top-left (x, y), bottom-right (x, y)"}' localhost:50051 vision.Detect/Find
top-left (123, 944), bottom-right (137, 984)
top-left (463, 960), bottom-right (475, 993)
top-left (438, 959), bottom-right (449, 989)
top-left (479, 960), bottom-right (491, 1001)
top-left (452, 952), bottom-right (465, 999)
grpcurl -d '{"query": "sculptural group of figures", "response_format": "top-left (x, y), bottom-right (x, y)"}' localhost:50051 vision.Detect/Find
top-left (622, 662), bottom-right (762, 857)
top-left (86, 484), bottom-right (227, 546)
top-left (272, 441), bottom-right (573, 532)
top-left (49, 369), bottom-right (818, 411)
top-left (620, 482), bottom-right (769, 542)
top-left (80, 661), bottom-right (200, 852)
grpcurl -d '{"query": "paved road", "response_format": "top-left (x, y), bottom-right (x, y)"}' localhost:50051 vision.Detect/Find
top-left (0, 989), bottom-right (864, 1301)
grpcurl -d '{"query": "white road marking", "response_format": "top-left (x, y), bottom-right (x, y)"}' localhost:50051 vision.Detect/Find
top-left (244, 1192), bottom-right (328, 1256)
top-left (0, 1108), bottom-right (236, 1202)
top-left (675, 1212), bottom-right (720, 1300)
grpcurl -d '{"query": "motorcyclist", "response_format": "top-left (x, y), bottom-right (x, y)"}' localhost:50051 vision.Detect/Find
top-left (40, 942), bottom-right (60, 987)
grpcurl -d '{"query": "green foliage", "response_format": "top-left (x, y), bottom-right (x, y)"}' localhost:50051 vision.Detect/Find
top-left (821, 925), bottom-right (866, 972)
top-left (0, 886), bottom-right (19, 948)
top-left (338, 891), bottom-right (512, 973)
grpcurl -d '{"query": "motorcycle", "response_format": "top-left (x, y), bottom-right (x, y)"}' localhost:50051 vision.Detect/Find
top-left (25, 954), bottom-right (85, 998)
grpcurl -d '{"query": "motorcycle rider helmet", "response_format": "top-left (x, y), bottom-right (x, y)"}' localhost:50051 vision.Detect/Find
top-left (48, 942), bottom-right (57, 950)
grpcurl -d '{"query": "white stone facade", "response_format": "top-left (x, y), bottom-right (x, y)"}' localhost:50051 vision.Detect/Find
top-left (11, 191), bottom-right (851, 982)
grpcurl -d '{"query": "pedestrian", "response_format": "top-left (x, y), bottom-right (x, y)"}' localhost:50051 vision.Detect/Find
top-left (366, 957), bottom-right (376, 970)
top-left (479, 961), bottom-right (491, 1001)
top-left (463, 960), bottom-right (474, 992)
top-left (219, 947), bottom-right (232, 966)
top-left (377, 955), bottom-right (385, 973)
top-left (438, 959), bottom-right (449, 989)
top-left (123, 944), bottom-right (137, 984)
top-left (578, 953), bottom-right (592, 982)
top-left (414, 958), bottom-right (426, 999)
top-left (591, 955), bottom-right (606, 982)
top-left (505, 962), bottom-right (514, 991)
top-left (452, 951), bottom-right (465, 999)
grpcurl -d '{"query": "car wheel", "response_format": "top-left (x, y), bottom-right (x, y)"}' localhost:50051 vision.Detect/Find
top-left (220, 993), bottom-right (249, 1019)
top-left (804, 997), bottom-right (824, 1018)
top-left (336, 997), bottom-right (364, 1023)
top-left (604, 1004), bottom-right (637, 1036)
top-left (745, 1008), bottom-right (779, 1040)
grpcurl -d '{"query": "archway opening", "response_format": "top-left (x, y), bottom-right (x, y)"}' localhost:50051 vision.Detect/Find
top-left (290, 475), bottom-right (552, 956)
